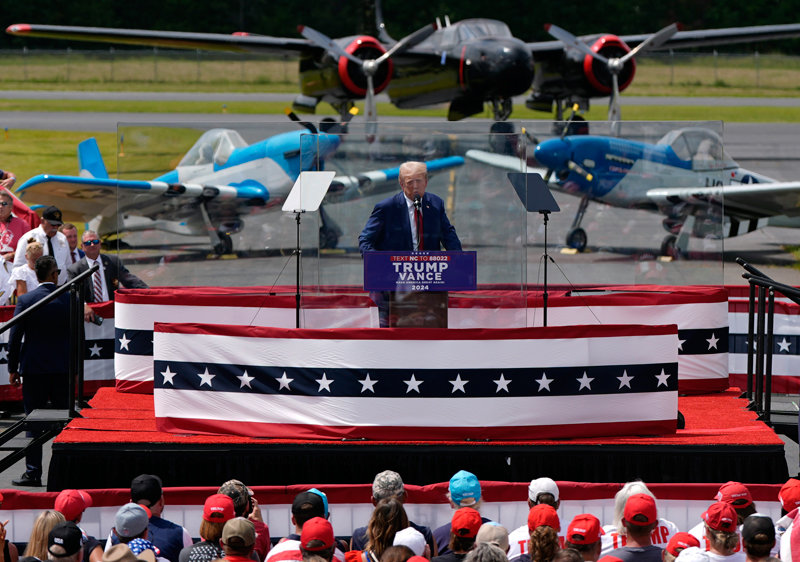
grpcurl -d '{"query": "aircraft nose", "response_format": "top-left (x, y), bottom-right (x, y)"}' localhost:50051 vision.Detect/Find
top-left (462, 38), bottom-right (534, 97)
top-left (534, 138), bottom-right (570, 170)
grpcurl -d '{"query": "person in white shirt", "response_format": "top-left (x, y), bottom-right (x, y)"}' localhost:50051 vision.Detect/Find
top-left (14, 206), bottom-right (70, 285)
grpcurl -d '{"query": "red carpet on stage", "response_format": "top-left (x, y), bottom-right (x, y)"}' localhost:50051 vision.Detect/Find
top-left (43, 386), bottom-right (788, 491)
top-left (58, 387), bottom-right (781, 448)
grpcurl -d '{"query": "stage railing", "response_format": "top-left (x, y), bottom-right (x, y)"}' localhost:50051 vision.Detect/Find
top-left (0, 264), bottom-right (98, 475)
top-left (737, 257), bottom-right (800, 425)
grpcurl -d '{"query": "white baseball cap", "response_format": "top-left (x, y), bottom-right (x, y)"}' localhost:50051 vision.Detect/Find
top-left (528, 477), bottom-right (559, 503)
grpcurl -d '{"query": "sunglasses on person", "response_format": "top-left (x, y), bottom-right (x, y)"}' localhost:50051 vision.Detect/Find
top-left (0, 202), bottom-right (10, 207)
top-left (83, 239), bottom-right (101, 246)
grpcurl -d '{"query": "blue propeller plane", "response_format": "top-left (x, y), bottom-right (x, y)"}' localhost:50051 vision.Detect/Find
top-left (17, 128), bottom-right (464, 254)
top-left (467, 127), bottom-right (800, 256)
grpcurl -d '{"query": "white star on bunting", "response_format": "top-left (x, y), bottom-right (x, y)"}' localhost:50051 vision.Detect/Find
top-left (493, 374), bottom-right (511, 393)
top-left (404, 374), bottom-right (423, 394)
top-left (706, 333), bottom-right (719, 350)
top-left (359, 374), bottom-right (377, 393)
top-left (617, 370), bottom-right (634, 389)
top-left (536, 373), bottom-right (553, 392)
top-left (577, 372), bottom-right (594, 391)
top-left (88, 343), bottom-right (102, 357)
top-left (118, 333), bottom-right (131, 351)
top-left (779, 338), bottom-right (791, 353)
top-left (276, 371), bottom-right (294, 391)
top-left (161, 366), bottom-right (176, 386)
top-left (237, 370), bottom-right (254, 388)
top-left (450, 374), bottom-right (469, 393)
top-left (316, 372), bottom-right (334, 392)
top-left (197, 367), bottom-right (215, 387)
top-left (655, 369), bottom-right (671, 387)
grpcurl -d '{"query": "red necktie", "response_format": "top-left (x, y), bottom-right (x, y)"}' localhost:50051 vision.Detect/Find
top-left (414, 207), bottom-right (424, 251)
top-left (71, 250), bottom-right (76, 264)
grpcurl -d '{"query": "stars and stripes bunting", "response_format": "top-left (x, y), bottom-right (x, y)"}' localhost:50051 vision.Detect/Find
top-left (153, 322), bottom-right (679, 440)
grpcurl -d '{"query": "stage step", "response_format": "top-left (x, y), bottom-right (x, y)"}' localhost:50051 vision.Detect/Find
top-left (0, 409), bottom-right (74, 477)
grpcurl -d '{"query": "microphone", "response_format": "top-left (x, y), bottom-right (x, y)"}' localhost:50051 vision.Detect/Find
top-left (413, 195), bottom-right (421, 209)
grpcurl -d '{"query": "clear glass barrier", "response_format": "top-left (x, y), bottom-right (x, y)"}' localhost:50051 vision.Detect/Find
top-left (114, 120), bottom-right (725, 327)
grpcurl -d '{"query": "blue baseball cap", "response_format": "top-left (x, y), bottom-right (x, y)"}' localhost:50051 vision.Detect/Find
top-left (450, 470), bottom-right (481, 506)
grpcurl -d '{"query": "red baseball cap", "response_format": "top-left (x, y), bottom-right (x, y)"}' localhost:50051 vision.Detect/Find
top-left (54, 490), bottom-right (93, 522)
top-left (623, 494), bottom-right (657, 526)
top-left (301, 517), bottom-right (335, 551)
top-left (780, 479), bottom-right (800, 511)
top-left (567, 514), bottom-right (603, 544)
top-left (528, 504), bottom-right (560, 532)
top-left (452, 507), bottom-right (482, 538)
top-left (703, 502), bottom-right (738, 532)
top-left (203, 494), bottom-right (235, 523)
top-left (715, 482), bottom-right (753, 509)
top-left (665, 532), bottom-right (701, 556)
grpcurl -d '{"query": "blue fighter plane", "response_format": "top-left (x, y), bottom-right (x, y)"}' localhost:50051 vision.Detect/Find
top-left (467, 127), bottom-right (800, 256)
top-left (17, 128), bottom-right (464, 254)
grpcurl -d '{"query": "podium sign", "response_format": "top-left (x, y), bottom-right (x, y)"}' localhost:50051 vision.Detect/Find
top-left (363, 251), bottom-right (477, 292)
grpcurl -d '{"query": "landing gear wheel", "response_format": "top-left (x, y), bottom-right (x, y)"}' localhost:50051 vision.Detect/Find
top-left (214, 232), bottom-right (233, 255)
top-left (566, 227), bottom-right (587, 252)
top-left (319, 226), bottom-right (339, 249)
top-left (660, 234), bottom-right (679, 258)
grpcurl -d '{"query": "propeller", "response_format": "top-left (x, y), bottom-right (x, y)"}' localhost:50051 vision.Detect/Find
top-left (545, 23), bottom-right (678, 122)
top-left (299, 23), bottom-right (437, 134)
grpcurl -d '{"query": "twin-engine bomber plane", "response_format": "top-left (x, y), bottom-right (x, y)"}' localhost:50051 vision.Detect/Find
top-left (16, 128), bottom-right (464, 254)
top-left (467, 128), bottom-right (800, 257)
top-left (8, 8), bottom-right (800, 123)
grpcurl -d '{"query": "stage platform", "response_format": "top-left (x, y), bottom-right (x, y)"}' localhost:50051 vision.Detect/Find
top-left (45, 387), bottom-right (788, 490)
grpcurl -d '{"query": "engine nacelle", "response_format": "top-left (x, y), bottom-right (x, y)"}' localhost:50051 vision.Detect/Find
top-left (582, 34), bottom-right (635, 94)
top-left (337, 36), bottom-right (393, 97)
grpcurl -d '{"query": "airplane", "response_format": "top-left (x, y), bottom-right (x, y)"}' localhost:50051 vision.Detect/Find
top-left (15, 126), bottom-right (464, 254)
top-left (8, 4), bottom-right (800, 124)
top-left (466, 127), bottom-right (800, 256)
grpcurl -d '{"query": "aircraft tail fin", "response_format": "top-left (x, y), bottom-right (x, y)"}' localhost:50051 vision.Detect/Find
top-left (77, 138), bottom-right (109, 179)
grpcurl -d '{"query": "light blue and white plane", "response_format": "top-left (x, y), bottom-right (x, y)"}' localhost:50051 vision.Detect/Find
top-left (468, 127), bottom-right (800, 256)
top-left (17, 128), bottom-right (464, 254)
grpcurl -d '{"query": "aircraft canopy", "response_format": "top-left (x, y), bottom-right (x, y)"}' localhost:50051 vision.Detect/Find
top-left (179, 128), bottom-right (248, 168)
top-left (658, 128), bottom-right (736, 171)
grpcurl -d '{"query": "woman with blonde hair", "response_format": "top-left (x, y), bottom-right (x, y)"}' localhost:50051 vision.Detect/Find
top-left (23, 510), bottom-right (65, 559)
top-left (9, 240), bottom-right (42, 298)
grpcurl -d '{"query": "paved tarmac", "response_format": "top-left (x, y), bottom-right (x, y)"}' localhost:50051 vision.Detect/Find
top-left (1, 95), bottom-right (799, 490)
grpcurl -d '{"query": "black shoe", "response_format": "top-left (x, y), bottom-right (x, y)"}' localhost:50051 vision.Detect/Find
top-left (12, 473), bottom-right (41, 487)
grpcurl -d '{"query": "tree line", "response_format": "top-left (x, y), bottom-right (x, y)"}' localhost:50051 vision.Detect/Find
top-left (2, 0), bottom-right (799, 52)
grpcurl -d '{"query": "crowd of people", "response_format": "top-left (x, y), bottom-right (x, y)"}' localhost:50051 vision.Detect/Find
top-left (2, 472), bottom-right (799, 562)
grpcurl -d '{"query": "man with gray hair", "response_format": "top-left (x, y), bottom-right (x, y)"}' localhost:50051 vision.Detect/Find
top-left (350, 470), bottom-right (437, 555)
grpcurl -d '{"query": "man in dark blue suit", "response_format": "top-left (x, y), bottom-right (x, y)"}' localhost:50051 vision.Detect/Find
top-left (7, 255), bottom-right (70, 487)
top-left (359, 162), bottom-right (462, 326)
top-left (359, 161), bottom-right (462, 254)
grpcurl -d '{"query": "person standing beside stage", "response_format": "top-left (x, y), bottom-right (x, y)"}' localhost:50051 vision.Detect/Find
top-left (61, 224), bottom-right (84, 265)
top-left (68, 230), bottom-right (148, 323)
top-left (358, 161), bottom-right (462, 327)
top-left (7, 256), bottom-right (70, 487)
top-left (14, 206), bottom-right (70, 285)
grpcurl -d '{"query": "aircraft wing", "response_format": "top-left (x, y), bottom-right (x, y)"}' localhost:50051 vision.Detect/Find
top-left (526, 23), bottom-right (800, 54)
top-left (6, 24), bottom-right (312, 55)
top-left (15, 174), bottom-right (270, 224)
top-left (464, 149), bottom-right (549, 178)
top-left (646, 182), bottom-right (800, 219)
